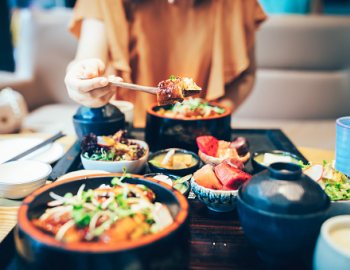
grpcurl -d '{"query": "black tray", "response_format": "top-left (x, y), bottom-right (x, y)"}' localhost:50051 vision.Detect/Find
top-left (0, 128), bottom-right (308, 270)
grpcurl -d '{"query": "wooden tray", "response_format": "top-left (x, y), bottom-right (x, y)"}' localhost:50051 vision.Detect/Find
top-left (1, 128), bottom-right (308, 270)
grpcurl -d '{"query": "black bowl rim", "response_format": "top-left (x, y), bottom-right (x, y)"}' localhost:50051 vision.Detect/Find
top-left (146, 102), bottom-right (232, 121)
top-left (147, 148), bottom-right (200, 174)
top-left (251, 150), bottom-right (303, 169)
top-left (237, 187), bottom-right (330, 219)
top-left (17, 173), bottom-right (189, 253)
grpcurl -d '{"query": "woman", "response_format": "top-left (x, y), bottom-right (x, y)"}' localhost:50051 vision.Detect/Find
top-left (65, 0), bottom-right (266, 127)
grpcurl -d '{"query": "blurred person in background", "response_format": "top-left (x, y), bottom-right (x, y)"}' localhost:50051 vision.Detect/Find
top-left (65, 0), bottom-right (266, 127)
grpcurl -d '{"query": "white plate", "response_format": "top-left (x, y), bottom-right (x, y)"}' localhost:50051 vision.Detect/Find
top-left (0, 137), bottom-right (64, 164)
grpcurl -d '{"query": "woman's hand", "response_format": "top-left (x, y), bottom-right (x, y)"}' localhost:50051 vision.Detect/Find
top-left (64, 58), bottom-right (122, 108)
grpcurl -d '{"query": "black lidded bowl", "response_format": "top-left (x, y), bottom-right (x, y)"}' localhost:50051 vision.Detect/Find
top-left (145, 102), bottom-right (232, 152)
top-left (237, 162), bottom-right (330, 268)
top-left (73, 104), bottom-right (125, 141)
top-left (15, 174), bottom-right (189, 270)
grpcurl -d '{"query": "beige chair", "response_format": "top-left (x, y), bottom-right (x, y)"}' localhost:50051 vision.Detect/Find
top-left (234, 15), bottom-right (350, 150)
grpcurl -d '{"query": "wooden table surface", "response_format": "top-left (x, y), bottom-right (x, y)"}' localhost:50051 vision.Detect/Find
top-left (0, 133), bottom-right (335, 260)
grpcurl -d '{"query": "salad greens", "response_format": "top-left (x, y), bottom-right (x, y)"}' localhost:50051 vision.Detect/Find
top-left (302, 160), bottom-right (350, 201)
top-left (320, 161), bottom-right (350, 201)
top-left (81, 131), bottom-right (145, 162)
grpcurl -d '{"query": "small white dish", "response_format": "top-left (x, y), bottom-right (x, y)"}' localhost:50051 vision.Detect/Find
top-left (314, 215), bottom-right (350, 270)
top-left (81, 139), bottom-right (149, 174)
top-left (0, 137), bottom-right (64, 164)
top-left (0, 160), bottom-right (52, 199)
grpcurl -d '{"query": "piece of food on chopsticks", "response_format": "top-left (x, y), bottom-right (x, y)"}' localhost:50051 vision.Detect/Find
top-left (193, 159), bottom-right (251, 191)
top-left (157, 76), bottom-right (201, 105)
top-left (32, 174), bottom-right (174, 243)
top-left (303, 161), bottom-right (350, 201)
top-left (81, 130), bottom-right (146, 161)
top-left (196, 135), bottom-right (250, 164)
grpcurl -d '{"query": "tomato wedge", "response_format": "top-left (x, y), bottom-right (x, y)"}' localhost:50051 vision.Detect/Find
top-left (196, 136), bottom-right (219, 157)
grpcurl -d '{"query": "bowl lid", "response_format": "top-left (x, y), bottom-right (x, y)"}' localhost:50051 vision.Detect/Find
top-left (240, 162), bottom-right (330, 215)
top-left (73, 104), bottom-right (125, 123)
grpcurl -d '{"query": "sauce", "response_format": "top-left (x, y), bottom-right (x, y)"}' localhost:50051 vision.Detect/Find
top-left (150, 153), bottom-right (197, 169)
top-left (255, 153), bottom-right (300, 166)
top-left (329, 227), bottom-right (350, 254)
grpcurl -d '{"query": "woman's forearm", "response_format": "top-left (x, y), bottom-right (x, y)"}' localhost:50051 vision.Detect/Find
top-left (75, 18), bottom-right (108, 64)
top-left (222, 46), bottom-right (256, 111)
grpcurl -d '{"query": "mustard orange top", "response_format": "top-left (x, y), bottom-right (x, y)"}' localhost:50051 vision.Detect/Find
top-left (70, 0), bottom-right (266, 127)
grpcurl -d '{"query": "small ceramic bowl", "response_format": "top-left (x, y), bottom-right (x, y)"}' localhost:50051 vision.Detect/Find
top-left (313, 215), bottom-right (350, 270)
top-left (144, 173), bottom-right (191, 197)
top-left (251, 150), bottom-right (303, 173)
top-left (148, 148), bottom-right (200, 177)
top-left (191, 177), bottom-right (238, 212)
top-left (0, 160), bottom-right (52, 199)
top-left (198, 150), bottom-right (250, 166)
top-left (81, 139), bottom-right (149, 174)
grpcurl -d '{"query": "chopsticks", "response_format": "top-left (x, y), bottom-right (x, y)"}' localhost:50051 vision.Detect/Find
top-left (108, 79), bottom-right (158, 95)
top-left (4, 131), bottom-right (65, 163)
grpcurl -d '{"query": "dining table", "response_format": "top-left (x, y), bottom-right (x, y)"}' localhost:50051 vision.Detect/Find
top-left (0, 132), bottom-right (335, 269)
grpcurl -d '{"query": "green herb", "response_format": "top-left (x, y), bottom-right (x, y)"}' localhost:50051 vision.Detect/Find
top-left (298, 160), bottom-right (311, 170)
top-left (111, 169), bottom-right (132, 186)
top-left (82, 189), bottom-right (94, 202)
top-left (115, 193), bottom-right (128, 209)
top-left (72, 207), bottom-right (91, 227)
top-left (169, 75), bottom-right (176, 81)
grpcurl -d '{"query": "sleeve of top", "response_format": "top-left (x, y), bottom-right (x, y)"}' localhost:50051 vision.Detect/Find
top-left (69, 0), bottom-right (131, 79)
top-left (205, 0), bottom-right (267, 101)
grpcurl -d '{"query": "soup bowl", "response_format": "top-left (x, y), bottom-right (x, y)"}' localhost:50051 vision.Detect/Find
top-left (15, 174), bottom-right (189, 270)
top-left (145, 102), bottom-right (232, 152)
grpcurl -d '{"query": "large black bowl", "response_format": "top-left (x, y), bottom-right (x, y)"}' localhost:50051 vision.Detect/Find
top-left (145, 103), bottom-right (232, 152)
top-left (15, 174), bottom-right (189, 270)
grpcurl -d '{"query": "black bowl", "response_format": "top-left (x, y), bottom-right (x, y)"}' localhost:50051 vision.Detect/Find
top-left (15, 174), bottom-right (189, 270)
top-left (73, 104), bottom-right (125, 140)
top-left (145, 103), bottom-right (232, 152)
top-left (237, 188), bottom-right (327, 267)
top-left (147, 148), bottom-right (200, 177)
top-left (251, 150), bottom-right (304, 173)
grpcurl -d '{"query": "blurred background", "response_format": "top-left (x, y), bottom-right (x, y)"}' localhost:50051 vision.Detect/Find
top-left (0, 0), bottom-right (350, 150)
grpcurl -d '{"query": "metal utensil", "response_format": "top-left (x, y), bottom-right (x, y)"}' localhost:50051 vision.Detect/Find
top-left (4, 131), bottom-right (65, 163)
top-left (108, 77), bottom-right (200, 97)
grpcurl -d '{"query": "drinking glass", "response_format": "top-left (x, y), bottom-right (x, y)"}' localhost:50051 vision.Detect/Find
top-left (335, 116), bottom-right (350, 176)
